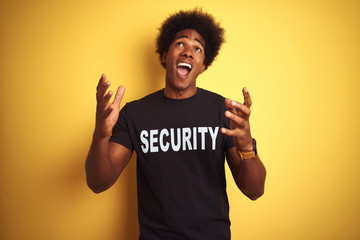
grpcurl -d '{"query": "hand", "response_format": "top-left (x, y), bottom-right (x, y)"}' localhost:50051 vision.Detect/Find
top-left (221, 87), bottom-right (253, 152)
top-left (94, 74), bottom-right (125, 139)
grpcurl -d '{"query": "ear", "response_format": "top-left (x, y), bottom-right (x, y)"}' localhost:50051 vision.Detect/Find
top-left (200, 63), bottom-right (206, 74)
top-left (161, 52), bottom-right (167, 64)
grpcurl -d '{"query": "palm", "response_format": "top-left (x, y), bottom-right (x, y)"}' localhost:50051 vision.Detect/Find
top-left (95, 74), bottom-right (125, 138)
top-left (222, 88), bottom-right (253, 151)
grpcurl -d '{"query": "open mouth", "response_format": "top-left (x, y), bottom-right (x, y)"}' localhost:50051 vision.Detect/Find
top-left (176, 62), bottom-right (192, 78)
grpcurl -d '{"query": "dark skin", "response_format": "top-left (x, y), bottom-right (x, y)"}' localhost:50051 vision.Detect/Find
top-left (85, 75), bottom-right (131, 193)
top-left (222, 88), bottom-right (266, 200)
top-left (162, 29), bottom-right (206, 99)
top-left (85, 29), bottom-right (266, 200)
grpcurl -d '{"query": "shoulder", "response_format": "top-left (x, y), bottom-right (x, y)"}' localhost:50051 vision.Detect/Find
top-left (197, 88), bottom-right (226, 104)
top-left (199, 88), bottom-right (225, 98)
top-left (125, 90), bottom-right (163, 109)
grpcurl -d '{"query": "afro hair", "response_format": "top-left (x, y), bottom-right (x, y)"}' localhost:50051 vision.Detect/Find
top-left (156, 8), bottom-right (225, 70)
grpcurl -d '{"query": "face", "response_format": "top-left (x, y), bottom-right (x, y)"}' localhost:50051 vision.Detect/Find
top-left (162, 29), bottom-right (206, 98)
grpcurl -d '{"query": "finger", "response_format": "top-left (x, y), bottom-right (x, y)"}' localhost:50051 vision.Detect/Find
top-left (103, 105), bottom-right (114, 119)
top-left (230, 100), bottom-right (251, 117)
top-left (221, 127), bottom-right (242, 137)
top-left (224, 98), bottom-right (235, 111)
top-left (97, 80), bottom-right (111, 103)
top-left (96, 73), bottom-right (106, 91)
top-left (112, 86), bottom-right (125, 108)
top-left (243, 87), bottom-right (252, 108)
top-left (99, 90), bottom-right (113, 111)
top-left (225, 111), bottom-right (246, 127)
top-left (225, 98), bottom-right (240, 119)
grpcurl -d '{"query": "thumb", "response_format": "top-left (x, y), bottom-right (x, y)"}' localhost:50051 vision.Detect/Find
top-left (113, 86), bottom-right (125, 108)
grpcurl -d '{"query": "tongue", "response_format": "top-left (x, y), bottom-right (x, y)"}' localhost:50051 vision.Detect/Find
top-left (177, 67), bottom-right (189, 77)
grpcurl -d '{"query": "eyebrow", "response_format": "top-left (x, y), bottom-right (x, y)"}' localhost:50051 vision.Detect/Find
top-left (175, 35), bottom-right (205, 48)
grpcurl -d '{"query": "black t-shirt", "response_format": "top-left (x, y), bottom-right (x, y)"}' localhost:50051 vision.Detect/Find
top-left (110, 88), bottom-right (235, 240)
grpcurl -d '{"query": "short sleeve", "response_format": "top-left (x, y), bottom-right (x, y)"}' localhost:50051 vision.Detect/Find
top-left (109, 104), bottom-right (133, 152)
top-left (222, 102), bottom-right (235, 151)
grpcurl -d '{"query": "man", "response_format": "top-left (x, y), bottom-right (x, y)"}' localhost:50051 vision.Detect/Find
top-left (86, 9), bottom-right (266, 240)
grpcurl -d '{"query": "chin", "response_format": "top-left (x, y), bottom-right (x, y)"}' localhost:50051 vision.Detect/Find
top-left (166, 72), bottom-right (196, 92)
top-left (174, 79), bottom-right (194, 90)
top-left (172, 84), bottom-right (189, 91)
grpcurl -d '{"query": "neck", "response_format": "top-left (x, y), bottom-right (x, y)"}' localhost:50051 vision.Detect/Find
top-left (164, 85), bottom-right (197, 99)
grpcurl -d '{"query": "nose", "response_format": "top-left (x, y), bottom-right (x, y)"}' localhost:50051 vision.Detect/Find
top-left (181, 47), bottom-right (193, 59)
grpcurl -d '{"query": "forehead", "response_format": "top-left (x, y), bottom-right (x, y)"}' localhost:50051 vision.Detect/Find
top-left (174, 29), bottom-right (205, 47)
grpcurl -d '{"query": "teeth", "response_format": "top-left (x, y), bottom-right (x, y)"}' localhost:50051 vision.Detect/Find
top-left (177, 62), bottom-right (192, 69)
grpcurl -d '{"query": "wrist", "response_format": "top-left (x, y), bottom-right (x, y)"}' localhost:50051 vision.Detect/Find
top-left (93, 129), bottom-right (111, 141)
top-left (236, 138), bottom-right (254, 152)
top-left (237, 144), bottom-right (253, 152)
top-left (236, 138), bottom-right (257, 160)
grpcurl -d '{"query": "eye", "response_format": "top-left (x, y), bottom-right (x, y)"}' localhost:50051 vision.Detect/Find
top-left (195, 47), bottom-right (202, 53)
top-left (176, 42), bottom-right (184, 47)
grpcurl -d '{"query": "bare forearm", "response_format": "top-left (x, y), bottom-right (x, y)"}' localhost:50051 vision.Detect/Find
top-left (85, 135), bottom-right (116, 193)
top-left (222, 88), bottom-right (267, 200)
top-left (85, 74), bottom-right (129, 193)
top-left (235, 156), bottom-right (266, 200)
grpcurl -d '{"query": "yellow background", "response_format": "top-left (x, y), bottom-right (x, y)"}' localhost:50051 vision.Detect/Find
top-left (1, 0), bottom-right (359, 239)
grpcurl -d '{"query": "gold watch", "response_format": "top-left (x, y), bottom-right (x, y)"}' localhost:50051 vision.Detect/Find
top-left (236, 138), bottom-right (257, 161)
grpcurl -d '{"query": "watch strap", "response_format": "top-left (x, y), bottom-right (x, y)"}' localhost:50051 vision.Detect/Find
top-left (236, 150), bottom-right (256, 161)
top-left (236, 138), bottom-right (257, 161)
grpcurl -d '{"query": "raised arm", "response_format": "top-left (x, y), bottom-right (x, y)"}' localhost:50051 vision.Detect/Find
top-left (221, 88), bottom-right (266, 200)
top-left (85, 74), bottom-right (132, 194)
